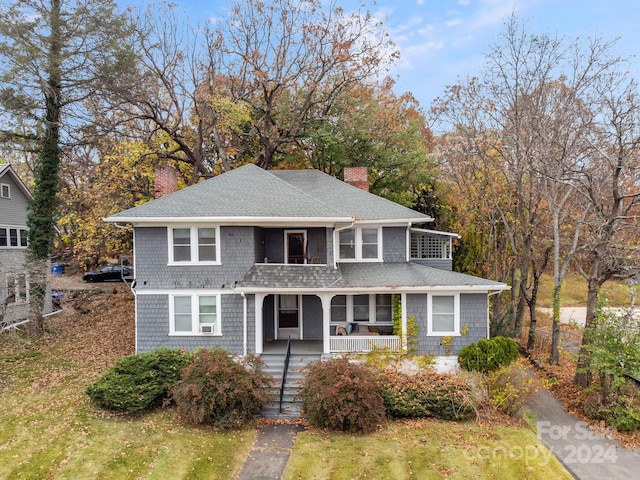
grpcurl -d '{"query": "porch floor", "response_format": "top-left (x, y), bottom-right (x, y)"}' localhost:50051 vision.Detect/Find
top-left (262, 340), bottom-right (323, 354)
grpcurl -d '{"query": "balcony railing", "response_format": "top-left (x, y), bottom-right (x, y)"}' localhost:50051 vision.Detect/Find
top-left (329, 335), bottom-right (401, 353)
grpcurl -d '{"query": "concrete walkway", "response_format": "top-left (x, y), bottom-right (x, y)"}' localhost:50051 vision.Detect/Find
top-left (236, 423), bottom-right (305, 480)
top-left (525, 387), bottom-right (640, 479)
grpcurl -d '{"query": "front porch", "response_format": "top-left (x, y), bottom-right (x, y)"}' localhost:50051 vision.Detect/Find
top-left (262, 336), bottom-right (402, 355)
top-left (254, 291), bottom-right (406, 356)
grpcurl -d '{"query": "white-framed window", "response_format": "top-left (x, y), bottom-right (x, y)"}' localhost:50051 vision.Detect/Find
top-left (6, 273), bottom-right (28, 305)
top-left (0, 227), bottom-right (28, 248)
top-left (337, 227), bottom-right (382, 261)
top-left (169, 293), bottom-right (221, 335)
top-left (427, 293), bottom-right (460, 336)
top-left (330, 294), bottom-right (393, 324)
top-left (0, 183), bottom-right (9, 198)
top-left (168, 226), bottom-right (220, 265)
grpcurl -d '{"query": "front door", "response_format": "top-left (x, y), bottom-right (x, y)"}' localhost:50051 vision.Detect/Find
top-left (278, 295), bottom-right (300, 339)
top-left (286, 231), bottom-right (306, 264)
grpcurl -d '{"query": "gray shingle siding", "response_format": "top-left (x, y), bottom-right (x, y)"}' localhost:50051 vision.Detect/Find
top-left (0, 174), bottom-right (29, 226)
top-left (407, 293), bottom-right (488, 356)
top-left (382, 227), bottom-right (407, 263)
top-left (136, 293), bottom-right (253, 355)
top-left (134, 226), bottom-right (257, 290)
top-left (263, 295), bottom-right (275, 341)
top-left (302, 295), bottom-right (323, 340)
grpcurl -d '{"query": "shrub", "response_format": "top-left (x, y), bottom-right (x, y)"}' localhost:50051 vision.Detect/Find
top-left (301, 358), bottom-right (386, 434)
top-left (381, 371), bottom-right (475, 421)
top-left (172, 348), bottom-right (272, 429)
top-left (86, 348), bottom-right (190, 414)
top-left (483, 360), bottom-right (536, 416)
top-left (458, 336), bottom-right (519, 373)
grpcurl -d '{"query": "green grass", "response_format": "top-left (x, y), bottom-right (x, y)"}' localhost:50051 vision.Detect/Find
top-left (284, 420), bottom-right (573, 480)
top-left (1, 287), bottom-right (575, 479)
top-left (0, 289), bottom-right (254, 480)
top-left (535, 272), bottom-right (639, 308)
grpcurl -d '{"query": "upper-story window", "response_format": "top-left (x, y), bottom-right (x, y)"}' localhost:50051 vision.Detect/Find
top-left (0, 227), bottom-right (28, 248)
top-left (338, 227), bottom-right (381, 261)
top-left (168, 226), bottom-right (220, 265)
top-left (1, 183), bottom-right (9, 198)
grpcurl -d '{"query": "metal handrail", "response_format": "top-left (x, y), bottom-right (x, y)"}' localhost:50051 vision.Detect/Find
top-left (279, 336), bottom-right (292, 413)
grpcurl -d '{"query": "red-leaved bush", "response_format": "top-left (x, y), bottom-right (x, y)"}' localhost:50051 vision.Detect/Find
top-left (172, 348), bottom-right (272, 429)
top-left (301, 358), bottom-right (386, 434)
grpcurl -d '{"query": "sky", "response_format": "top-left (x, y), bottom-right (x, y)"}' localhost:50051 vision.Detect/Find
top-left (122, 0), bottom-right (640, 110)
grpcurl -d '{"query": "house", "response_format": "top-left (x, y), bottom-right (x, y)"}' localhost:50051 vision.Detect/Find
top-left (106, 164), bottom-right (509, 361)
top-left (0, 164), bottom-right (31, 325)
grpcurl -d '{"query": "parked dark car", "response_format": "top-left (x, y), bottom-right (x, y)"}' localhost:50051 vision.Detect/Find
top-left (82, 265), bottom-right (133, 282)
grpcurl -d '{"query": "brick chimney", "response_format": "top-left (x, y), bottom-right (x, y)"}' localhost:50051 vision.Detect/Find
top-left (154, 165), bottom-right (178, 199)
top-left (343, 166), bottom-right (369, 192)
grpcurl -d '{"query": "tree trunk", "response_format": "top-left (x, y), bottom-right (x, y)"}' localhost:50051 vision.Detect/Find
top-left (574, 279), bottom-right (600, 386)
top-left (549, 284), bottom-right (562, 365)
top-left (527, 301), bottom-right (537, 349)
top-left (26, 0), bottom-right (63, 333)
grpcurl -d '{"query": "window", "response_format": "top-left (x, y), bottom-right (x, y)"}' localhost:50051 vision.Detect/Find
top-left (170, 294), bottom-right (220, 335)
top-left (427, 293), bottom-right (459, 336)
top-left (337, 227), bottom-right (381, 261)
top-left (0, 227), bottom-right (27, 248)
top-left (6, 273), bottom-right (28, 304)
top-left (169, 226), bottom-right (220, 264)
top-left (330, 294), bottom-right (393, 324)
top-left (353, 294), bottom-right (369, 321)
top-left (375, 294), bottom-right (392, 322)
top-left (1, 183), bottom-right (9, 198)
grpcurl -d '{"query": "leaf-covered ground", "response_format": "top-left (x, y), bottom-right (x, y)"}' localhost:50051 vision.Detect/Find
top-left (0, 284), bottom-right (254, 479)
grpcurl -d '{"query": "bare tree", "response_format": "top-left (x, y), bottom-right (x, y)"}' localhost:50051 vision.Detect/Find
top-left (206, 0), bottom-right (396, 170)
top-left (573, 66), bottom-right (640, 385)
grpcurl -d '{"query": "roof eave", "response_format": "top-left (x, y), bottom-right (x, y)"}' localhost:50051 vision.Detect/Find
top-left (103, 215), bottom-right (355, 226)
top-left (234, 284), bottom-right (511, 294)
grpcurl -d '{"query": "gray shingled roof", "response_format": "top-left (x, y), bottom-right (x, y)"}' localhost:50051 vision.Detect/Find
top-left (107, 164), bottom-right (432, 223)
top-left (238, 264), bottom-right (344, 289)
top-left (237, 262), bottom-right (507, 290)
top-left (271, 169), bottom-right (432, 221)
top-left (339, 263), bottom-right (506, 288)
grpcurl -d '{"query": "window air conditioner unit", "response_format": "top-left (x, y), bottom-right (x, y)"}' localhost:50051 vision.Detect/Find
top-left (200, 324), bottom-right (215, 334)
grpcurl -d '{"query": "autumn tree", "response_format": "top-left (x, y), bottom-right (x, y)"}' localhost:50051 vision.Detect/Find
top-left (204, 0), bottom-right (396, 170)
top-left (0, 0), bottom-right (134, 331)
top-left (298, 78), bottom-right (433, 208)
top-left (572, 64), bottom-right (640, 386)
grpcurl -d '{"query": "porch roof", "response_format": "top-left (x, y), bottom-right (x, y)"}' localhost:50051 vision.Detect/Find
top-left (338, 262), bottom-right (508, 289)
top-left (235, 262), bottom-right (509, 292)
top-left (237, 264), bottom-right (344, 289)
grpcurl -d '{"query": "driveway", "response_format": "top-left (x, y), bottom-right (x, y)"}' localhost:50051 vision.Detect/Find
top-left (537, 307), bottom-right (640, 327)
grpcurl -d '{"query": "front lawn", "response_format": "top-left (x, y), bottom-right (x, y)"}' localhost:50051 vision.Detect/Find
top-left (0, 287), bottom-right (254, 479)
top-left (284, 420), bottom-right (573, 480)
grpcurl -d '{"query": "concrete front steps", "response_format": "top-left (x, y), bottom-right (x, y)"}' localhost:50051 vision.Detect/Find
top-left (260, 352), bottom-right (321, 419)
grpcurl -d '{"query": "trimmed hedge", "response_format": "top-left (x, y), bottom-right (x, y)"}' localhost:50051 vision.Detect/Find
top-left (382, 371), bottom-right (475, 421)
top-left (301, 358), bottom-right (386, 434)
top-left (458, 336), bottom-right (519, 373)
top-left (172, 348), bottom-right (272, 429)
top-left (86, 348), bottom-right (191, 414)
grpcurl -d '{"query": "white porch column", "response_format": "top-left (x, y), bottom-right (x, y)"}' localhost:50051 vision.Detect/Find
top-left (401, 293), bottom-right (407, 353)
top-left (255, 293), bottom-right (266, 355)
top-left (320, 293), bottom-right (332, 355)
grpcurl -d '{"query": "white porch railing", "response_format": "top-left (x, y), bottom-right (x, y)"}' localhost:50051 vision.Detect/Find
top-left (330, 335), bottom-right (401, 353)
